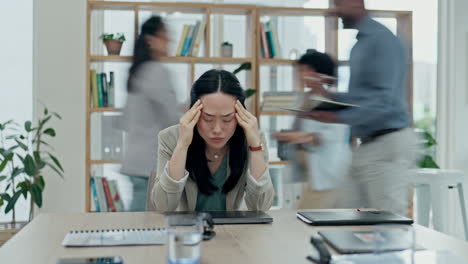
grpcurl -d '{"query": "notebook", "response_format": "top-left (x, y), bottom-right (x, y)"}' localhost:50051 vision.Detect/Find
top-left (296, 210), bottom-right (414, 226)
top-left (62, 228), bottom-right (166, 247)
top-left (319, 230), bottom-right (421, 254)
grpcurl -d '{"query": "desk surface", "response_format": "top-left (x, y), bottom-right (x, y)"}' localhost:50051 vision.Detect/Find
top-left (1, 210), bottom-right (468, 263)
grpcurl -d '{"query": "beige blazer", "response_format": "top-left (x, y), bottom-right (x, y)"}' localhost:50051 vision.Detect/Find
top-left (149, 125), bottom-right (274, 212)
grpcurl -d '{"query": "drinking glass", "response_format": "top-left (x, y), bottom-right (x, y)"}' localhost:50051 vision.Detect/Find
top-left (165, 214), bottom-right (203, 264)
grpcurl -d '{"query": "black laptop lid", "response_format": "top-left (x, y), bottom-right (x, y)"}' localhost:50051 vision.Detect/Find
top-left (206, 211), bottom-right (273, 224)
top-left (167, 211), bottom-right (273, 225)
top-left (297, 211), bottom-right (413, 226)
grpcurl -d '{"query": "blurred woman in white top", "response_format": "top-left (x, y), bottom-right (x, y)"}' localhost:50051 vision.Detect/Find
top-left (121, 16), bottom-right (179, 211)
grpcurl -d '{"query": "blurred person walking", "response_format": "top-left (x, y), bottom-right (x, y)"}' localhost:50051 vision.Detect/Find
top-left (120, 16), bottom-right (179, 211)
top-left (274, 51), bottom-right (351, 209)
top-left (302, 0), bottom-right (420, 215)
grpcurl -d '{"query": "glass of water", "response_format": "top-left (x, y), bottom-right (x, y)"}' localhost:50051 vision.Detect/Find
top-left (165, 214), bottom-right (203, 264)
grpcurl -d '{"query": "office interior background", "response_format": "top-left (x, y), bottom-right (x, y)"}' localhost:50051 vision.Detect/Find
top-left (1, 0), bottom-right (467, 240)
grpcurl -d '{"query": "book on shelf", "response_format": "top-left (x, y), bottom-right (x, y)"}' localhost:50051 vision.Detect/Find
top-left (176, 25), bottom-right (190, 56)
top-left (101, 177), bottom-right (116, 212)
top-left (181, 25), bottom-right (195, 56)
top-left (90, 177), bottom-right (101, 212)
top-left (90, 70), bottom-right (116, 108)
top-left (260, 23), bottom-right (270, 58)
top-left (92, 176), bottom-right (109, 212)
top-left (260, 21), bottom-right (282, 58)
top-left (265, 21), bottom-right (276, 58)
top-left (90, 70), bottom-right (99, 108)
top-left (91, 176), bottom-right (124, 212)
top-left (269, 21), bottom-right (282, 58)
top-left (96, 73), bottom-right (104, 107)
top-left (187, 21), bottom-right (200, 56)
top-left (176, 20), bottom-right (205, 57)
top-left (108, 71), bottom-right (115, 108)
top-left (191, 21), bottom-right (205, 56)
top-left (262, 91), bottom-right (301, 111)
top-left (101, 73), bottom-right (108, 107)
top-left (107, 179), bottom-right (124, 212)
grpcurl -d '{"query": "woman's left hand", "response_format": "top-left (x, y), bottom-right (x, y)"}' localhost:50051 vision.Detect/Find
top-left (235, 100), bottom-right (261, 147)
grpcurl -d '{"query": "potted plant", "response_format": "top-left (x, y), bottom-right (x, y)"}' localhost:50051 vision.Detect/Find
top-left (221, 41), bottom-right (233, 57)
top-left (100, 33), bottom-right (126, 55)
top-left (0, 107), bottom-right (64, 244)
top-left (418, 130), bottom-right (439, 168)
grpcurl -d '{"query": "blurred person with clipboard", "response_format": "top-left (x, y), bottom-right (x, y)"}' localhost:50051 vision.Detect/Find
top-left (274, 50), bottom-right (352, 209)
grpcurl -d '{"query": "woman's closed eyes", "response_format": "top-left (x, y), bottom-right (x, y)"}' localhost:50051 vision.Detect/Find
top-left (202, 112), bottom-right (234, 123)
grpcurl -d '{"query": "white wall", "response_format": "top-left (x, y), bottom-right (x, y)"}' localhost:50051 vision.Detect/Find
top-left (0, 0), bottom-right (33, 222)
top-left (437, 0), bottom-right (468, 174)
top-left (33, 0), bottom-right (86, 213)
top-left (436, 0), bottom-right (468, 239)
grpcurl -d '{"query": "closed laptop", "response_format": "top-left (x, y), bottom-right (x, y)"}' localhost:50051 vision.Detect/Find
top-left (297, 210), bottom-right (413, 226)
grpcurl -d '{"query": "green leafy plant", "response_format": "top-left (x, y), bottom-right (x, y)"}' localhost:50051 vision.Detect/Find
top-left (222, 41), bottom-right (232, 46)
top-left (232, 62), bottom-right (256, 99)
top-left (100, 33), bottom-right (126, 43)
top-left (418, 130), bottom-right (439, 169)
top-left (0, 107), bottom-right (64, 223)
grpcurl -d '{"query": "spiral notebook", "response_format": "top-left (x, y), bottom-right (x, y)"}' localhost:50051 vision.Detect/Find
top-left (62, 228), bottom-right (166, 247)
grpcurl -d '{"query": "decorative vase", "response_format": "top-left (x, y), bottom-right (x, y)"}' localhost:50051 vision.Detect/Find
top-left (221, 43), bottom-right (233, 57)
top-left (104, 40), bottom-right (123, 55)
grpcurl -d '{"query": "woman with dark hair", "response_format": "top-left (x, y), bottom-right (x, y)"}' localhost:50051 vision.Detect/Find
top-left (150, 69), bottom-right (274, 212)
top-left (120, 16), bottom-right (179, 211)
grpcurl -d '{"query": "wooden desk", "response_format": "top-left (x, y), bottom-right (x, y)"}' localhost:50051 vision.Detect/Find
top-left (1, 210), bottom-right (468, 263)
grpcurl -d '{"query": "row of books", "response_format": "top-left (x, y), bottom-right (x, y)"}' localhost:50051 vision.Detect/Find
top-left (175, 20), bottom-right (206, 57)
top-left (262, 91), bottom-right (298, 111)
top-left (90, 176), bottom-right (125, 212)
top-left (260, 21), bottom-right (282, 58)
top-left (90, 70), bottom-right (115, 108)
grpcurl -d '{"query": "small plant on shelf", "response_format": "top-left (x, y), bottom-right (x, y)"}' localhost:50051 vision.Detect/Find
top-left (100, 33), bottom-right (126, 55)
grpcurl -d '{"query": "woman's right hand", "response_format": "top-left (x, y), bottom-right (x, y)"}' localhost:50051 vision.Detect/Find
top-left (177, 100), bottom-right (203, 149)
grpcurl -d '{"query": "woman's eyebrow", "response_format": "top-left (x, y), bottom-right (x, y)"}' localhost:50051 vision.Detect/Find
top-left (203, 112), bottom-right (215, 117)
top-left (203, 112), bottom-right (234, 117)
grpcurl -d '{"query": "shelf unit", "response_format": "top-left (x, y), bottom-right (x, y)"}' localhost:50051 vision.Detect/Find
top-left (85, 0), bottom-right (412, 212)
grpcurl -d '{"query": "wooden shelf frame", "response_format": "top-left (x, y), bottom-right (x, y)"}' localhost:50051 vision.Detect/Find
top-left (89, 107), bottom-right (121, 113)
top-left (90, 55), bottom-right (254, 64)
top-left (85, 0), bottom-right (413, 212)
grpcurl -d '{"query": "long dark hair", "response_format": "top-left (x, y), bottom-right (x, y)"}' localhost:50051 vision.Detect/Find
top-left (127, 16), bottom-right (165, 93)
top-left (187, 69), bottom-right (248, 195)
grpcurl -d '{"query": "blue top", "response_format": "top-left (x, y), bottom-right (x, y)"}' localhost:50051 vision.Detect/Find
top-left (333, 16), bottom-right (410, 138)
top-left (195, 156), bottom-right (228, 211)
